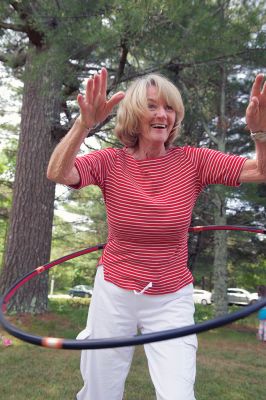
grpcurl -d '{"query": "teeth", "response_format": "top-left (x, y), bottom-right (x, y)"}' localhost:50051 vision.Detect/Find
top-left (151, 124), bottom-right (167, 128)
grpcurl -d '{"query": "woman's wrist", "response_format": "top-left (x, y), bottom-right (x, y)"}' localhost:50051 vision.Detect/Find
top-left (76, 116), bottom-right (94, 132)
top-left (250, 130), bottom-right (266, 143)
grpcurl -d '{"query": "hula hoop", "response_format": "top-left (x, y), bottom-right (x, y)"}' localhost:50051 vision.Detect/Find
top-left (0, 225), bottom-right (266, 350)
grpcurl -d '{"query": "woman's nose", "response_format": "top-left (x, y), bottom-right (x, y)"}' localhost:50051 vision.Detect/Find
top-left (156, 106), bottom-right (167, 117)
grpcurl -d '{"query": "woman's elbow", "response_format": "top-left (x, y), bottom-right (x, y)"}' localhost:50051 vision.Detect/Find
top-left (239, 159), bottom-right (266, 183)
top-left (47, 165), bottom-right (56, 182)
top-left (46, 166), bottom-right (64, 184)
top-left (258, 162), bottom-right (266, 177)
top-left (47, 166), bottom-right (80, 186)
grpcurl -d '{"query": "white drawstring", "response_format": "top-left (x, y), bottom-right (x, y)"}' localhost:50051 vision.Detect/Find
top-left (134, 282), bottom-right (153, 295)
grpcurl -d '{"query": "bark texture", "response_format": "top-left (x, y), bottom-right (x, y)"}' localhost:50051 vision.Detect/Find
top-left (0, 47), bottom-right (61, 313)
top-left (212, 189), bottom-right (228, 316)
top-left (212, 66), bottom-right (229, 316)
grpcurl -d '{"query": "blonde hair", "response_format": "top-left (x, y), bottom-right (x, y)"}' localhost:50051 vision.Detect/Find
top-left (114, 73), bottom-right (184, 148)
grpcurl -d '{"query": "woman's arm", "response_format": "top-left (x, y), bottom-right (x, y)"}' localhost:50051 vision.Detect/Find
top-left (239, 158), bottom-right (266, 183)
top-left (239, 74), bottom-right (266, 183)
top-left (47, 68), bottom-right (124, 186)
top-left (47, 117), bottom-right (89, 186)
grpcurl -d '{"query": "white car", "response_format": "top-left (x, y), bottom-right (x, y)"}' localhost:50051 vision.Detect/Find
top-left (193, 289), bottom-right (212, 305)
top-left (227, 288), bottom-right (258, 305)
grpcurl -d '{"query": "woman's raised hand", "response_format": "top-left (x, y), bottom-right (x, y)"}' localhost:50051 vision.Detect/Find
top-left (246, 74), bottom-right (266, 132)
top-left (77, 67), bottom-right (125, 129)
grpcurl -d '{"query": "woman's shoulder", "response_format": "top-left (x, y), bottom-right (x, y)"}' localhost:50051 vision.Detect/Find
top-left (88, 147), bottom-right (120, 160)
top-left (78, 148), bottom-right (121, 172)
top-left (169, 145), bottom-right (201, 158)
top-left (169, 145), bottom-right (200, 153)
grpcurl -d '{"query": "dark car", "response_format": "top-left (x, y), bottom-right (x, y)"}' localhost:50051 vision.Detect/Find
top-left (68, 285), bottom-right (93, 298)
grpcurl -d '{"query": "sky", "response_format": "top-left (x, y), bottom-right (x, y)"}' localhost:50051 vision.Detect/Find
top-left (0, 65), bottom-right (22, 147)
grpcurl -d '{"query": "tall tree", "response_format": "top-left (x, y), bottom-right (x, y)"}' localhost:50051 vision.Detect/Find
top-left (0, 0), bottom-right (113, 312)
top-left (211, 66), bottom-right (230, 315)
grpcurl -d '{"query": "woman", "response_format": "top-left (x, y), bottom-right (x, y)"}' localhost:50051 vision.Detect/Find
top-left (257, 285), bottom-right (266, 342)
top-left (47, 68), bottom-right (266, 400)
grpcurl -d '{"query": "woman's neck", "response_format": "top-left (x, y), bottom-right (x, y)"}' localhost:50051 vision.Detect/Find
top-left (127, 144), bottom-right (167, 160)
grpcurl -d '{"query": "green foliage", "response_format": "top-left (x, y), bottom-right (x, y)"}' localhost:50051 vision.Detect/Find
top-left (50, 184), bottom-right (107, 291)
top-left (232, 258), bottom-right (266, 290)
top-left (195, 303), bottom-right (214, 323)
top-left (49, 218), bottom-right (102, 291)
top-left (0, 137), bottom-right (18, 267)
top-left (49, 297), bottom-right (90, 317)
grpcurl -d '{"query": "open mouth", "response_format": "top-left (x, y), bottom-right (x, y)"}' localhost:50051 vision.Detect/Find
top-left (150, 124), bottom-right (167, 129)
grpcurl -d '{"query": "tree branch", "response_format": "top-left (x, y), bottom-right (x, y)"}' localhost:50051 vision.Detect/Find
top-left (9, 1), bottom-right (45, 47)
top-left (0, 48), bottom-right (27, 68)
top-left (202, 121), bottom-right (220, 146)
top-left (0, 208), bottom-right (9, 219)
top-left (108, 39), bottom-right (129, 92)
top-left (0, 20), bottom-right (27, 33)
top-left (51, 113), bottom-right (116, 142)
top-left (0, 179), bottom-right (13, 189)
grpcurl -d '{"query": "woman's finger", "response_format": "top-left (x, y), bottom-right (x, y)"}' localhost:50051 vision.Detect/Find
top-left (100, 67), bottom-right (108, 97)
top-left (250, 74), bottom-right (264, 99)
top-left (77, 94), bottom-right (89, 118)
top-left (105, 92), bottom-right (125, 114)
top-left (92, 73), bottom-right (101, 102)
top-left (77, 93), bottom-right (84, 109)
top-left (85, 78), bottom-right (94, 105)
top-left (261, 81), bottom-right (266, 96)
top-left (246, 97), bottom-right (259, 116)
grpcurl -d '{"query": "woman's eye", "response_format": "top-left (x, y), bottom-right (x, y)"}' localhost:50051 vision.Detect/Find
top-left (166, 105), bottom-right (173, 111)
top-left (148, 103), bottom-right (156, 110)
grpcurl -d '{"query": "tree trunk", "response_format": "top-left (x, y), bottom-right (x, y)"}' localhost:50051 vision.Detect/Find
top-left (212, 66), bottom-right (229, 316)
top-left (0, 46), bottom-right (61, 313)
top-left (212, 187), bottom-right (228, 316)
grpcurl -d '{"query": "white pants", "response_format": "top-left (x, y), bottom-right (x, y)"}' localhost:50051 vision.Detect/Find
top-left (76, 267), bottom-right (197, 400)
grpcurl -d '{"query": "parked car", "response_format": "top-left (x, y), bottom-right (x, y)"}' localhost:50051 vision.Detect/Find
top-left (68, 285), bottom-right (93, 298)
top-left (227, 288), bottom-right (258, 305)
top-left (193, 289), bottom-right (212, 305)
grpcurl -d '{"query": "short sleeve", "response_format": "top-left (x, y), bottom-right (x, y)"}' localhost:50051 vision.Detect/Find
top-left (182, 146), bottom-right (247, 187)
top-left (70, 148), bottom-right (117, 190)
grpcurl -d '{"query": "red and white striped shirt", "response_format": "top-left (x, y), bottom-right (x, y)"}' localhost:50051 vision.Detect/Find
top-left (73, 146), bottom-right (246, 295)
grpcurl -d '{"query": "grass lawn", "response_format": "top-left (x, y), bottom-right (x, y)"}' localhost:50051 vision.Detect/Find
top-left (0, 300), bottom-right (265, 400)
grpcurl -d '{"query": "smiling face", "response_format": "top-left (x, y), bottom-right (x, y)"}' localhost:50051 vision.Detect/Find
top-left (138, 85), bottom-right (177, 147)
top-left (115, 73), bottom-right (184, 149)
